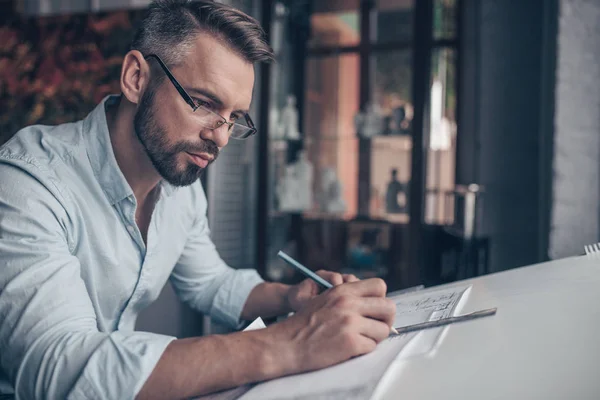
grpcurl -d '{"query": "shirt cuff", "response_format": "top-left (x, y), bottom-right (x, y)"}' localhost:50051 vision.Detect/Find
top-left (210, 269), bottom-right (264, 329)
top-left (66, 331), bottom-right (176, 400)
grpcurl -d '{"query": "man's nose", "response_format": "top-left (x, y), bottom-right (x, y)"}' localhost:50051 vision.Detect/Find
top-left (200, 124), bottom-right (229, 149)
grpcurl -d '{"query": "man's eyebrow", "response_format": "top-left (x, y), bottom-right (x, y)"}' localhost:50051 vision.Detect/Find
top-left (188, 87), bottom-right (250, 115)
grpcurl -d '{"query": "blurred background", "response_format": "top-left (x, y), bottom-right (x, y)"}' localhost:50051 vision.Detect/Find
top-left (1, 0), bottom-right (598, 337)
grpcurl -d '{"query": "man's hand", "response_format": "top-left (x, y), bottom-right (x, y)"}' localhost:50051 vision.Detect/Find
top-left (286, 270), bottom-right (360, 312)
top-left (268, 278), bottom-right (396, 375)
top-left (139, 278), bottom-right (395, 399)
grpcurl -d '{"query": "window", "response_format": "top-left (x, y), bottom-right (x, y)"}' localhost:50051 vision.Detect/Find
top-left (259, 0), bottom-right (460, 287)
top-left (304, 0), bottom-right (459, 225)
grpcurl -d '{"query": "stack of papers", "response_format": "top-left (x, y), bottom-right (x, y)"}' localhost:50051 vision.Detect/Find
top-left (239, 285), bottom-right (471, 400)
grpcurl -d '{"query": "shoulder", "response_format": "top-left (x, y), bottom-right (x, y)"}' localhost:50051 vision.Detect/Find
top-left (1, 121), bottom-right (84, 171)
top-left (0, 157), bottom-right (68, 210)
top-left (0, 121), bottom-right (84, 209)
top-left (0, 160), bottom-right (71, 246)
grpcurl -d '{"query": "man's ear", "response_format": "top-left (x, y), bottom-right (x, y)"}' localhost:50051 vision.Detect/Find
top-left (120, 50), bottom-right (149, 105)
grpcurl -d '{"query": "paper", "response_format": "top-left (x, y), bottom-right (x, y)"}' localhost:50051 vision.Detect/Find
top-left (389, 285), bottom-right (471, 358)
top-left (200, 286), bottom-right (471, 400)
top-left (243, 317), bottom-right (267, 331)
top-left (239, 332), bottom-right (416, 400)
top-left (370, 285), bottom-right (472, 400)
top-left (197, 385), bottom-right (253, 400)
top-left (241, 285), bottom-right (471, 400)
top-left (393, 284), bottom-right (471, 326)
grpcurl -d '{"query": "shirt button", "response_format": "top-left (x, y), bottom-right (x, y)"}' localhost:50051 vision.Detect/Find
top-left (127, 225), bottom-right (136, 233)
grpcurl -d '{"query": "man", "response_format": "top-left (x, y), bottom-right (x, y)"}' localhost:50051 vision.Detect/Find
top-left (0, 1), bottom-right (396, 399)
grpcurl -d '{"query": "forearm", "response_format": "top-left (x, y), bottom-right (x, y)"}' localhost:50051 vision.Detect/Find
top-left (240, 282), bottom-right (292, 321)
top-left (137, 329), bottom-right (294, 400)
top-left (139, 278), bottom-right (396, 399)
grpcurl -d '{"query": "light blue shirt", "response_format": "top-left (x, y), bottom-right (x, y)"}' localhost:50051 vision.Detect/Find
top-left (0, 96), bottom-right (264, 399)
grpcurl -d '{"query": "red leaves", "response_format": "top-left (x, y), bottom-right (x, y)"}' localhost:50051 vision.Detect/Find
top-left (0, 10), bottom-right (138, 144)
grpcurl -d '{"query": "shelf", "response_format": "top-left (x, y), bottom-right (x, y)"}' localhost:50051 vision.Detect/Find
top-left (269, 210), bottom-right (350, 220)
top-left (268, 135), bottom-right (414, 143)
top-left (269, 210), bottom-right (303, 218)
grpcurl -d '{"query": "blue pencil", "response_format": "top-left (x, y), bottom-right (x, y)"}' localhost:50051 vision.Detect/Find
top-left (277, 251), bottom-right (333, 289)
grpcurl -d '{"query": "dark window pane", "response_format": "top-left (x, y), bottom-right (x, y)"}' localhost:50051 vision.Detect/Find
top-left (309, 0), bottom-right (360, 48)
top-left (372, 0), bottom-right (415, 44)
top-left (433, 0), bottom-right (457, 40)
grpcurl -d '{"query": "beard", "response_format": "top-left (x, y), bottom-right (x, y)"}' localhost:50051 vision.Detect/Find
top-left (134, 87), bottom-right (219, 187)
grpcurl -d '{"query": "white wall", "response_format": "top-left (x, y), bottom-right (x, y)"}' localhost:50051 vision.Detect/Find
top-left (549, 0), bottom-right (600, 259)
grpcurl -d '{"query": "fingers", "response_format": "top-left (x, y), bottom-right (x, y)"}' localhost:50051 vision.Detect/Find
top-left (342, 314), bottom-right (391, 345)
top-left (311, 273), bottom-right (386, 297)
top-left (297, 278), bottom-right (320, 297)
top-left (335, 278), bottom-right (388, 298)
top-left (332, 295), bottom-right (396, 327)
top-left (356, 297), bottom-right (396, 327)
top-left (315, 270), bottom-right (344, 286)
top-left (343, 333), bottom-right (378, 358)
top-left (313, 271), bottom-right (359, 288)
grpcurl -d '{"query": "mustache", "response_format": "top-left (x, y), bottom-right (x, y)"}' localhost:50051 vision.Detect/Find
top-left (171, 140), bottom-right (219, 160)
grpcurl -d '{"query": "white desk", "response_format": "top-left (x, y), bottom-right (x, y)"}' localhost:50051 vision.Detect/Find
top-left (379, 255), bottom-right (600, 400)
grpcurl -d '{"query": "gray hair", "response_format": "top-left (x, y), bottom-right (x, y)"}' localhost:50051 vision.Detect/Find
top-left (131, 0), bottom-right (274, 69)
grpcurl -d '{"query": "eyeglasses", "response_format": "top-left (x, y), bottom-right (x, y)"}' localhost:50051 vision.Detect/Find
top-left (144, 54), bottom-right (257, 140)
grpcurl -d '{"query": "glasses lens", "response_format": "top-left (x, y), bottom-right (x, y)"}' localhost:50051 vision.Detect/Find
top-left (194, 104), bottom-right (255, 138)
top-left (194, 106), bottom-right (224, 130)
top-left (230, 123), bottom-right (254, 139)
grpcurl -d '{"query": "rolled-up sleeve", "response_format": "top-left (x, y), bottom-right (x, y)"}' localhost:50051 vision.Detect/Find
top-left (0, 163), bottom-right (174, 400)
top-left (169, 186), bottom-right (263, 328)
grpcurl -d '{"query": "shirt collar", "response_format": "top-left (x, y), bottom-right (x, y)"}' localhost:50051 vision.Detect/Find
top-left (83, 95), bottom-right (177, 206)
top-left (160, 180), bottom-right (177, 197)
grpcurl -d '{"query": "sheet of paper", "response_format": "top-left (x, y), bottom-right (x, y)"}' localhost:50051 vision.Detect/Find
top-left (244, 317), bottom-right (267, 331)
top-left (240, 332), bottom-right (416, 400)
top-left (392, 284), bottom-right (471, 326)
top-left (241, 285), bottom-right (470, 400)
top-left (370, 285), bottom-right (472, 400)
top-left (200, 286), bottom-right (471, 400)
top-left (390, 284), bottom-right (471, 359)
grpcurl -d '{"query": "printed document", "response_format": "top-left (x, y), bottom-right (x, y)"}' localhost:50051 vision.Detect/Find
top-left (240, 285), bottom-right (471, 400)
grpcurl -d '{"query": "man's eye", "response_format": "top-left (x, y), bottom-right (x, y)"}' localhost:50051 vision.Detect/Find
top-left (194, 98), bottom-right (210, 108)
top-left (230, 114), bottom-right (241, 122)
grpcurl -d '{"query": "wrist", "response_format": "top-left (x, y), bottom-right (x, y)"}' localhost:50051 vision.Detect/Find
top-left (260, 320), bottom-right (302, 377)
top-left (241, 282), bottom-right (293, 321)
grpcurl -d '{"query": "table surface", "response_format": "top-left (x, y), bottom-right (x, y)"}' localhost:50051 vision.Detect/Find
top-left (379, 255), bottom-right (600, 400)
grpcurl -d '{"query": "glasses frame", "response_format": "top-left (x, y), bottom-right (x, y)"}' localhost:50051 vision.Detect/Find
top-left (144, 54), bottom-right (257, 140)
